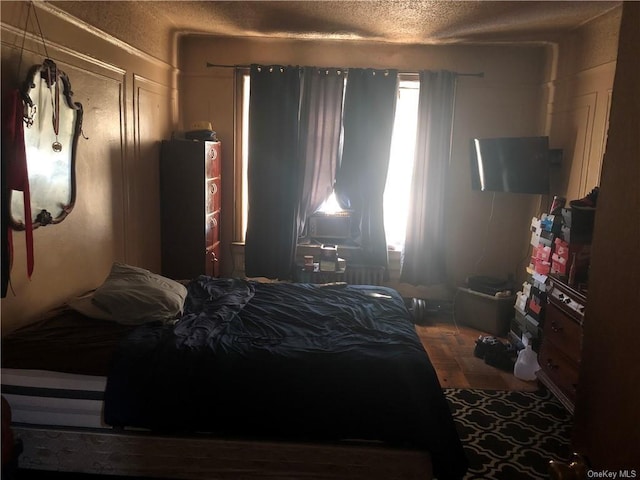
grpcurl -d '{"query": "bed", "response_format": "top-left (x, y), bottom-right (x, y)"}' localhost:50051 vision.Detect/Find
top-left (1, 265), bottom-right (467, 479)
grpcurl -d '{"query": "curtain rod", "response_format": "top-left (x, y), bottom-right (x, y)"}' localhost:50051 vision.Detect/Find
top-left (205, 62), bottom-right (484, 78)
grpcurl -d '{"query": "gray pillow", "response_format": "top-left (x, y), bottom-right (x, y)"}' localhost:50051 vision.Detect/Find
top-left (84, 262), bottom-right (187, 325)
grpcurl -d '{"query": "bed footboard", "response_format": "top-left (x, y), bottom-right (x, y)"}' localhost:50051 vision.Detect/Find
top-left (14, 425), bottom-right (433, 480)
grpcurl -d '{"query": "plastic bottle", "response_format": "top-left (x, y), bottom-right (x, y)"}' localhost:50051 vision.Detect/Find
top-left (513, 345), bottom-right (541, 381)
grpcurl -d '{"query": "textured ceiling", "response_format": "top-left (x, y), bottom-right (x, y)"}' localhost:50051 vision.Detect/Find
top-left (48, 1), bottom-right (621, 60)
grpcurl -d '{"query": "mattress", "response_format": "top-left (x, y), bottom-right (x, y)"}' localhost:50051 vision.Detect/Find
top-left (1, 307), bottom-right (127, 430)
top-left (1, 368), bottom-right (107, 429)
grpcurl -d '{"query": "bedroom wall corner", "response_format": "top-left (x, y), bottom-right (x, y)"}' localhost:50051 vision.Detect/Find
top-left (545, 5), bottom-right (622, 203)
top-left (0, 2), bottom-right (177, 333)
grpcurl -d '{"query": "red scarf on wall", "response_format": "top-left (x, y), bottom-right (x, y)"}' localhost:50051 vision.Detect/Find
top-left (2, 89), bottom-right (34, 282)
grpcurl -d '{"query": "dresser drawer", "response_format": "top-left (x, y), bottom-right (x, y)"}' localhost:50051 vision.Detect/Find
top-left (205, 242), bottom-right (220, 277)
top-left (539, 341), bottom-right (579, 404)
top-left (205, 142), bottom-right (221, 178)
top-left (206, 178), bottom-right (221, 213)
top-left (543, 304), bottom-right (582, 363)
top-left (206, 211), bottom-right (220, 246)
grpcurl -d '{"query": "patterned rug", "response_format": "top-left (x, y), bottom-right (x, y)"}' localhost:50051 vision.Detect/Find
top-left (444, 388), bottom-right (573, 480)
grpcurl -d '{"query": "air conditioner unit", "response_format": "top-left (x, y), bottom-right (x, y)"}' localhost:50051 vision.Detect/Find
top-left (308, 213), bottom-right (352, 241)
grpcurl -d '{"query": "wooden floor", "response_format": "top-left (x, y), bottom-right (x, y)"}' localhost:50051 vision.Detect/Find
top-left (415, 320), bottom-right (539, 392)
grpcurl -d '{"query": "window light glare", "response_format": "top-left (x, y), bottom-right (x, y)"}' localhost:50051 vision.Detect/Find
top-left (316, 191), bottom-right (343, 215)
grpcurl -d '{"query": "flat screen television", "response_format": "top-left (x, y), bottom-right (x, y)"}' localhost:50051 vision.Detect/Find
top-left (470, 136), bottom-right (550, 194)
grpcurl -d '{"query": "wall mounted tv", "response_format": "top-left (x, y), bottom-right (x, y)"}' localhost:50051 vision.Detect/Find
top-left (470, 136), bottom-right (550, 194)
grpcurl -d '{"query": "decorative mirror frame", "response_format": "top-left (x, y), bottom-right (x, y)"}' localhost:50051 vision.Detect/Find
top-left (9, 58), bottom-right (84, 230)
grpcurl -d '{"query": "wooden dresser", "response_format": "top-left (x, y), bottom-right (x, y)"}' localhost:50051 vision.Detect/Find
top-left (537, 275), bottom-right (586, 413)
top-left (159, 139), bottom-right (222, 279)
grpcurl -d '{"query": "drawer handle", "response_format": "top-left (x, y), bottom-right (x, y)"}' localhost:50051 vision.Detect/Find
top-left (210, 183), bottom-right (218, 195)
top-left (551, 321), bottom-right (563, 333)
top-left (546, 358), bottom-right (559, 370)
top-left (209, 217), bottom-right (218, 228)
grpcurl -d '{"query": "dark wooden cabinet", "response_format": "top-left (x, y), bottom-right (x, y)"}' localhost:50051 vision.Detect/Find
top-left (537, 276), bottom-right (586, 413)
top-left (160, 139), bottom-right (221, 280)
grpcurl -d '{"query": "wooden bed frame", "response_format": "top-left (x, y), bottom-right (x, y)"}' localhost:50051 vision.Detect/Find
top-left (14, 424), bottom-right (433, 479)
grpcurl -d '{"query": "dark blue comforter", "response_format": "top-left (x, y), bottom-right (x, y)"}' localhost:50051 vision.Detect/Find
top-left (104, 276), bottom-right (467, 479)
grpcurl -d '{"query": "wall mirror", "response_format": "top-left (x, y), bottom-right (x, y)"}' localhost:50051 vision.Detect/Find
top-left (9, 58), bottom-right (83, 230)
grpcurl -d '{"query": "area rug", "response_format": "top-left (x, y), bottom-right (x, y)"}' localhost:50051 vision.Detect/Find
top-left (444, 388), bottom-right (573, 480)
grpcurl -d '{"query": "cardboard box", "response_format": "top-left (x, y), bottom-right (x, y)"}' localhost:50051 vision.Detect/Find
top-left (533, 244), bottom-right (552, 261)
top-left (515, 291), bottom-right (528, 312)
top-left (539, 229), bottom-right (555, 247)
top-left (530, 217), bottom-right (542, 246)
top-left (532, 259), bottom-right (551, 275)
top-left (511, 308), bottom-right (541, 351)
top-left (551, 258), bottom-right (567, 275)
top-left (454, 287), bottom-right (515, 336)
top-left (554, 237), bottom-right (569, 256)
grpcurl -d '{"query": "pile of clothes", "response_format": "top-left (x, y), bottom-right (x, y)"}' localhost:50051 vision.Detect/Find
top-left (473, 335), bottom-right (517, 372)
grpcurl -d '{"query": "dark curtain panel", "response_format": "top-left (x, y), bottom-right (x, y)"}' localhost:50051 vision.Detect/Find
top-left (400, 70), bottom-right (457, 285)
top-left (297, 67), bottom-right (345, 236)
top-left (335, 68), bottom-right (398, 268)
top-left (1, 116), bottom-right (8, 297)
top-left (245, 65), bottom-right (301, 279)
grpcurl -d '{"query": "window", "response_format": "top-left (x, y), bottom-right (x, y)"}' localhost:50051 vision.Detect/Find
top-left (238, 73), bottom-right (420, 250)
top-left (240, 73), bottom-right (250, 242)
top-left (384, 77), bottom-right (419, 250)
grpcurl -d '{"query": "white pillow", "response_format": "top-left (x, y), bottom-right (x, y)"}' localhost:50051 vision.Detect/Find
top-left (67, 290), bottom-right (114, 321)
top-left (86, 262), bottom-right (187, 325)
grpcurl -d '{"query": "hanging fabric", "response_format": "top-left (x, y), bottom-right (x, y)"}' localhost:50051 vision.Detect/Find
top-left (244, 65), bottom-right (302, 280)
top-left (335, 68), bottom-right (398, 269)
top-left (2, 89), bottom-right (35, 294)
top-left (296, 67), bottom-right (345, 236)
top-left (400, 70), bottom-right (457, 285)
